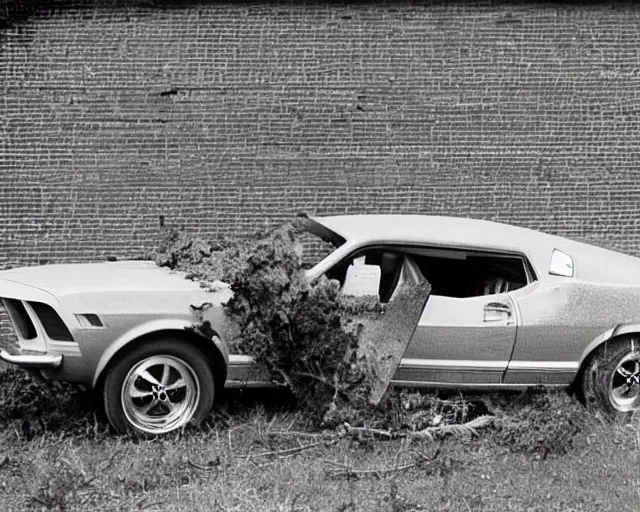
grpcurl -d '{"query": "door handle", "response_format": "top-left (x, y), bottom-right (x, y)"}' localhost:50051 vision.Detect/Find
top-left (483, 302), bottom-right (512, 322)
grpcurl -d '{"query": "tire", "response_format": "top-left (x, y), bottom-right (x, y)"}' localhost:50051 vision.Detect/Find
top-left (102, 339), bottom-right (215, 435)
top-left (581, 337), bottom-right (640, 420)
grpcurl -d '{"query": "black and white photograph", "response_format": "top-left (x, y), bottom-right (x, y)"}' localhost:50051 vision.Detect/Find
top-left (1, 1), bottom-right (639, 510)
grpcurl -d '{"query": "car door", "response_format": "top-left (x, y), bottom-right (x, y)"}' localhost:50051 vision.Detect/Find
top-left (394, 293), bottom-right (518, 386)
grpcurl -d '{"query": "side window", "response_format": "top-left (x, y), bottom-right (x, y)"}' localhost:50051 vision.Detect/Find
top-left (326, 246), bottom-right (533, 302)
top-left (408, 249), bottom-right (531, 298)
top-left (549, 249), bottom-right (574, 277)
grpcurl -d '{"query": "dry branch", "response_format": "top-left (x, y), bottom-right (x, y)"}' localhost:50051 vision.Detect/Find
top-left (187, 459), bottom-right (220, 471)
top-left (249, 439), bottom-right (337, 459)
top-left (325, 461), bottom-right (417, 478)
top-left (341, 422), bottom-right (395, 439)
top-left (339, 415), bottom-right (494, 442)
top-left (411, 415), bottom-right (494, 440)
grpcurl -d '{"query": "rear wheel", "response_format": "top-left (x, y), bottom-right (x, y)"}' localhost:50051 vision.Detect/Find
top-left (582, 337), bottom-right (640, 420)
top-left (103, 340), bottom-right (215, 435)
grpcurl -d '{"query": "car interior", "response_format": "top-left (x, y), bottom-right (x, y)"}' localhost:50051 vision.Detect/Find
top-left (326, 246), bottom-right (533, 302)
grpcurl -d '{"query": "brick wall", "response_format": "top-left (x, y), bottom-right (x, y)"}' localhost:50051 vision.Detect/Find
top-left (2, 1), bottom-right (640, 269)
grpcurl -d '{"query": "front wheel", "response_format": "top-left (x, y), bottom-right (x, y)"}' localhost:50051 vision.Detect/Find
top-left (581, 337), bottom-right (640, 420)
top-left (103, 340), bottom-right (215, 435)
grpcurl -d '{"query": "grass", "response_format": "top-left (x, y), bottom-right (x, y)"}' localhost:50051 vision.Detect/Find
top-left (1, 364), bottom-right (639, 511)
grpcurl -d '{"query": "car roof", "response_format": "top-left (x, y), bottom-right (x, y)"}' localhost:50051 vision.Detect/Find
top-left (308, 214), bottom-right (640, 285)
top-left (311, 215), bottom-right (557, 255)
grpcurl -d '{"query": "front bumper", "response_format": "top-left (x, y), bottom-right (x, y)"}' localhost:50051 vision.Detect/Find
top-left (0, 349), bottom-right (62, 369)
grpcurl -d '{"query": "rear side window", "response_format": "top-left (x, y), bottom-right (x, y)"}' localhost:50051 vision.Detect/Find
top-left (549, 249), bottom-right (575, 277)
top-left (326, 245), bottom-right (533, 301)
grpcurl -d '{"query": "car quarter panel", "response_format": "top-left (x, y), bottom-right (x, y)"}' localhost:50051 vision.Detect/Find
top-left (89, 316), bottom-right (229, 388)
top-left (505, 280), bottom-right (640, 385)
top-left (1, 273), bottom-right (236, 387)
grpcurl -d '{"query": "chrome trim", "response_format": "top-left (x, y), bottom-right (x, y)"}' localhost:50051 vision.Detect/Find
top-left (390, 379), bottom-right (568, 390)
top-left (228, 354), bottom-right (256, 365)
top-left (0, 350), bottom-right (62, 368)
top-left (507, 361), bottom-right (579, 372)
top-left (609, 351), bottom-right (640, 412)
top-left (121, 355), bottom-right (200, 435)
top-left (399, 358), bottom-right (507, 369)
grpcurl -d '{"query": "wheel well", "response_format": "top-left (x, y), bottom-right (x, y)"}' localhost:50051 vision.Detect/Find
top-left (94, 329), bottom-right (227, 395)
top-left (572, 333), bottom-right (640, 395)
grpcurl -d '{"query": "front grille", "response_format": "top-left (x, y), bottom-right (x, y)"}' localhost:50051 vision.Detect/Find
top-left (28, 302), bottom-right (74, 342)
top-left (2, 299), bottom-right (37, 340)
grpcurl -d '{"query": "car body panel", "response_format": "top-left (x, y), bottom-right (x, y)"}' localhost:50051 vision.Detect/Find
top-left (0, 260), bottom-right (202, 297)
top-left (2, 214), bottom-right (640, 396)
top-left (304, 215), bottom-right (640, 389)
top-left (0, 262), bottom-right (235, 387)
top-left (504, 280), bottom-right (640, 384)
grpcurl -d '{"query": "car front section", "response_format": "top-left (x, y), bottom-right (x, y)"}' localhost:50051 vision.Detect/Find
top-left (0, 278), bottom-right (88, 383)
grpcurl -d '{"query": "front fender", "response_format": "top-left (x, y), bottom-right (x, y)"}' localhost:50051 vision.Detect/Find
top-left (91, 318), bottom-right (229, 388)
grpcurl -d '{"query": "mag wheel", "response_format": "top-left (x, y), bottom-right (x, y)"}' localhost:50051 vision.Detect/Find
top-left (103, 340), bottom-right (215, 435)
top-left (582, 337), bottom-right (640, 420)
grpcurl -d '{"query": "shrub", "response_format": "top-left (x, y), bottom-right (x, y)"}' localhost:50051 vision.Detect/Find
top-left (154, 223), bottom-right (379, 425)
top-left (491, 389), bottom-right (592, 458)
top-left (0, 365), bottom-right (97, 439)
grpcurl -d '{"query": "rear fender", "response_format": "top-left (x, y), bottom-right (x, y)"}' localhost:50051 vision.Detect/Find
top-left (578, 323), bottom-right (640, 367)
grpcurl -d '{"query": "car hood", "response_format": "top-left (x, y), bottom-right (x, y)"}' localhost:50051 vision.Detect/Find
top-left (0, 261), bottom-right (209, 297)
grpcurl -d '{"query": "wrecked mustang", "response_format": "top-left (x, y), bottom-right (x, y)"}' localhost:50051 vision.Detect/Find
top-left (1, 215), bottom-right (640, 435)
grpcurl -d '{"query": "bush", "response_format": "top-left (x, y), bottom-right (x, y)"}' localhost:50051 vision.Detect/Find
top-left (491, 390), bottom-right (592, 458)
top-left (154, 223), bottom-right (380, 425)
top-left (0, 365), bottom-right (97, 439)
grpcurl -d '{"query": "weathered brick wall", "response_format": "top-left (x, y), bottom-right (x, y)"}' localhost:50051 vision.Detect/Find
top-left (3, 1), bottom-right (640, 273)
